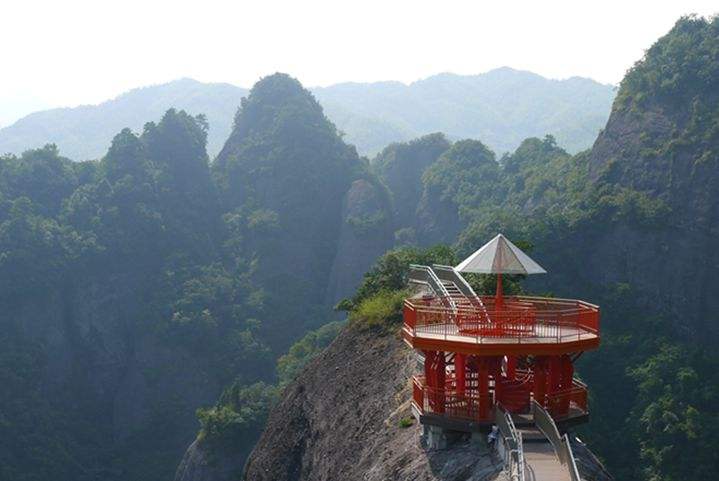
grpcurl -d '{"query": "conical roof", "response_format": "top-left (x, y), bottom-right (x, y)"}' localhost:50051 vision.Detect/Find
top-left (455, 234), bottom-right (546, 275)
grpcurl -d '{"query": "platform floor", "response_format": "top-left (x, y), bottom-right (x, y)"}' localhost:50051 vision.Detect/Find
top-left (413, 322), bottom-right (597, 345)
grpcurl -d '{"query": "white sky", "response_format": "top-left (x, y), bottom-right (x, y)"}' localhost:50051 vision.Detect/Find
top-left (0, 0), bottom-right (716, 126)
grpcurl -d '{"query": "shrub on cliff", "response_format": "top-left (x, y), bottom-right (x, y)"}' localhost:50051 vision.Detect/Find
top-left (197, 382), bottom-right (278, 445)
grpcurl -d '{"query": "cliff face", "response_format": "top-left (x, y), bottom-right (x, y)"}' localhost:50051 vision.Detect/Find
top-left (581, 17), bottom-right (719, 341)
top-left (178, 325), bottom-right (505, 481)
top-left (176, 321), bottom-right (611, 481)
top-left (590, 106), bottom-right (719, 340)
top-left (6, 273), bottom-right (221, 480)
top-left (374, 133), bottom-right (451, 238)
top-left (325, 179), bottom-right (394, 305)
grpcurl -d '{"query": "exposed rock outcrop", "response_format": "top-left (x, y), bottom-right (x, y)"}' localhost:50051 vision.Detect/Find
top-left (325, 179), bottom-right (394, 306)
top-left (373, 133), bottom-right (451, 237)
top-left (176, 319), bottom-right (611, 481)
top-left (583, 87), bottom-right (719, 341)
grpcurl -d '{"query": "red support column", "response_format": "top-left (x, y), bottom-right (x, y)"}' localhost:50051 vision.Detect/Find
top-left (423, 351), bottom-right (447, 414)
top-left (506, 355), bottom-right (517, 380)
top-left (478, 358), bottom-right (490, 420)
top-left (436, 352), bottom-right (446, 414)
top-left (456, 353), bottom-right (466, 395)
top-left (534, 356), bottom-right (547, 408)
top-left (423, 350), bottom-right (434, 387)
top-left (559, 354), bottom-right (574, 416)
top-left (561, 354), bottom-right (574, 389)
top-left (492, 357), bottom-right (504, 409)
top-left (548, 355), bottom-right (562, 416)
top-left (495, 273), bottom-right (504, 309)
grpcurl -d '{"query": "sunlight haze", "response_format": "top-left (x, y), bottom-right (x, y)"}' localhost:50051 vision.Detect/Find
top-left (1, 0), bottom-right (716, 125)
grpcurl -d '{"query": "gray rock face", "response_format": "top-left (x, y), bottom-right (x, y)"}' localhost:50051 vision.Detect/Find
top-left (585, 102), bottom-right (719, 340)
top-left (175, 321), bottom-right (610, 481)
top-left (175, 438), bottom-right (249, 481)
top-left (242, 326), bottom-right (507, 481)
top-left (572, 437), bottom-right (614, 481)
top-left (9, 278), bottom-right (220, 467)
top-left (325, 179), bottom-right (394, 306)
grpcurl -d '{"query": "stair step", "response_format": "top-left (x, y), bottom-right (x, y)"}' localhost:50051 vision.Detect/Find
top-left (518, 429), bottom-right (548, 443)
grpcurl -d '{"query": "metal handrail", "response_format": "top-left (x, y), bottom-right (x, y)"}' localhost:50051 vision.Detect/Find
top-left (516, 432), bottom-right (525, 481)
top-left (404, 294), bottom-right (599, 344)
top-left (408, 265), bottom-right (457, 312)
top-left (533, 401), bottom-right (581, 481)
top-left (563, 433), bottom-right (582, 481)
top-left (496, 405), bottom-right (525, 481)
top-left (546, 381), bottom-right (589, 416)
top-left (432, 265), bottom-right (480, 299)
top-left (533, 400), bottom-right (564, 461)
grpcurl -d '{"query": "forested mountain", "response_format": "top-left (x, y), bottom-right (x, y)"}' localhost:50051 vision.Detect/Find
top-left (0, 74), bottom-right (392, 481)
top-left (2, 14), bottom-right (718, 481)
top-left (175, 15), bottom-right (719, 481)
top-left (396, 16), bottom-right (719, 481)
top-left (0, 69), bottom-right (614, 160)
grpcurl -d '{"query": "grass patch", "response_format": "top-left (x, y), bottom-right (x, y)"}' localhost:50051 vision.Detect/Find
top-left (349, 289), bottom-right (407, 331)
top-left (398, 417), bottom-right (414, 428)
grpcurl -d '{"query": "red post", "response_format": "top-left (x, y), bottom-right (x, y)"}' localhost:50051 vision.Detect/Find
top-left (548, 355), bottom-right (562, 416)
top-left (495, 272), bottom-right (504, 309)
top-left (559, 354), bottom-right (574, 416)
top-left (534, 356), bottom-right (547, 408)
top-left (506, 355), bottom-right (517, 380)
top-left (478, 358), bottom-right (490, 420)
top-left (492, 357), bottom-right (503, 409)
top-left (423, 350), bottom-right (433, 384)
top-left (437, 352), bottom-right (446, 414)
top-left (456, 353), bottom-right (466, 395)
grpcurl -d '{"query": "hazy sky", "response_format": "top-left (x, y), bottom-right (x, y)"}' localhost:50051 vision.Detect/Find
top-left (1, 0), bottom-right (716, 126)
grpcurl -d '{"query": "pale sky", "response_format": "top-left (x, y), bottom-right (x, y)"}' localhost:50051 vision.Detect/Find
top-left (1, 0), bottom-right (716, 126)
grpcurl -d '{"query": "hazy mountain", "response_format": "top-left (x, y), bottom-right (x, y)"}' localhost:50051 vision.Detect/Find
top-left (0, 79), bottom-right (248, 161)
top-left (0, 69), bottom-right (615, 160)
top-left (315, 68), bottom-right (616, 155)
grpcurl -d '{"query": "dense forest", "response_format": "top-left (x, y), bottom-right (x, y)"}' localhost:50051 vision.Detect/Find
top-left (365, 16), bottom-right (719, 481)
top-left (0, 75), bottom-right (392, 481)
top-left (1, 14), bottom-right (718, 481)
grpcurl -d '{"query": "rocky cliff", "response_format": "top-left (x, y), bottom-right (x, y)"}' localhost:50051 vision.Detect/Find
top-left (176, 321), bottom-right (611, 481)
top-left (325, 178), bottom-right (394, 305)
top-left (581, 16), bottom-right (719, 341)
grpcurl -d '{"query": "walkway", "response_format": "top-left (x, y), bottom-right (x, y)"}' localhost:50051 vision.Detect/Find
top-left (521, 428), bottom-right (572, 481)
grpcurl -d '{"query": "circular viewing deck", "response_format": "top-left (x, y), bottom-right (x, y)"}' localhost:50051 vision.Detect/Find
top-left (402, 295), bottom-right (600, 356)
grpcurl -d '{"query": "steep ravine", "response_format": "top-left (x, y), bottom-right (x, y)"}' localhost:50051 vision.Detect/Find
top-left (176, 323), bottom-right (611, 481)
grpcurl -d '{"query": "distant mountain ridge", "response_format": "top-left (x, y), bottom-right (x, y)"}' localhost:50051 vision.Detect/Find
top-left (0, 79), bottom-right (247, 161)
top-left (317, 67), bottom-right (615, 155)
top-left (0, 69), bottom-right (615, 160)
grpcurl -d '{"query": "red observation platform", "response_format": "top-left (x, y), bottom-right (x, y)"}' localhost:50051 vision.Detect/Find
top-left (403, 235), bottom-right (600, 430)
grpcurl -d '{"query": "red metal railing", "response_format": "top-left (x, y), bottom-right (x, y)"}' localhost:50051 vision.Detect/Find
top-left (412, 375), bottom-right (494, 422)
top-left (545, 379), bottom-right (589, 419)
top-left (413, 374), bottom-right (588, 422)
top-left (404, 295), bottom-right (599, 343)
top-left (412, 375), bottom-right (424, 409)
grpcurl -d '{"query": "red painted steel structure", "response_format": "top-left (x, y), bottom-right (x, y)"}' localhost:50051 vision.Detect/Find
top-left (405, 293), bottom-right (599, 424)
